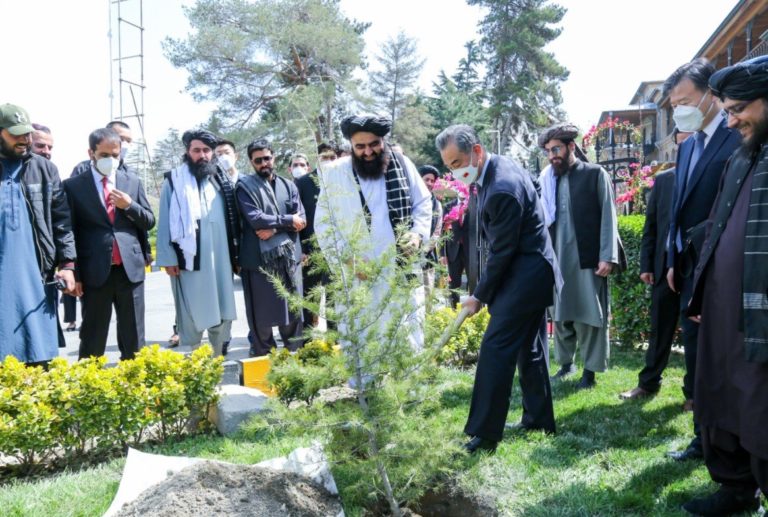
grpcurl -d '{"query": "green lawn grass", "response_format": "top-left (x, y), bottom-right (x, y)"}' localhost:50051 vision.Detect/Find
top-left (0, 344), bottom-right (762, 516)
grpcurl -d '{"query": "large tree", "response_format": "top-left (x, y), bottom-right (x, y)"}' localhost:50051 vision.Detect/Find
top-left (163, 0), bottom-right (367, 143)
top-left (369, 31), bottom-right (425, 138)
top-left (468, 0), bottom-right (569, 151)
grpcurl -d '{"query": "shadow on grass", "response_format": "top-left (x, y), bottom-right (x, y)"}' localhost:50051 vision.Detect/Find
top-left (515, 459), bottom-right (711, 517)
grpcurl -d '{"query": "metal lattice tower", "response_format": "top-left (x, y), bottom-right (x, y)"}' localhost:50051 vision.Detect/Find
top-left (108, 0), bottom-right (149, 185)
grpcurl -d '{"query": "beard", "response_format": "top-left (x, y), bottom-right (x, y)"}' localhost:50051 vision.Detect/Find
top-left (256, 166), bottom-right (274, 179)
top-left (550, 148), bottom-right (572, 176)
top-left (353, 149), bottom-right (389, 180)
top-left (742, 105), bottom-right (768, 156)
top-left (0, 136), bottom-right (27, 159)
top-left (185, 154), bottom-right (216, 183)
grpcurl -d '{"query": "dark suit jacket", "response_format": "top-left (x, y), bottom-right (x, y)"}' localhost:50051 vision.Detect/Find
top-left (442, 198), bottom-right (469, 262)
top-left (640, 169), bottom-right (675, 286)
top-left (667, 119), bottom-right (741, 268)
top-left (473, 155), bottom-right (557, 314)
top-left (72, 159), bottom-right (153, 265)
top-left (64, 167), bottom-right (155, 287)
top-left (295, 170), bottom-right (319, 252)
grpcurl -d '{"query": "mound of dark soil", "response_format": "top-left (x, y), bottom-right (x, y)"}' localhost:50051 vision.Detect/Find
top-left (114, 461), bottom-right (342, 517)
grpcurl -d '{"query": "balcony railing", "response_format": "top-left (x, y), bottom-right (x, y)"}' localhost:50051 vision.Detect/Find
top-left (744, 39), bottom-right (768, 61)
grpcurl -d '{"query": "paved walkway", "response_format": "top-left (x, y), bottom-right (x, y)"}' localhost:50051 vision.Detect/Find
top-left (59, 271), bottom-right (253, 367)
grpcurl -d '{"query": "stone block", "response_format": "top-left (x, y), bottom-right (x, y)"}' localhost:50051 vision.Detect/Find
top-left (208, 384), bottom-right (269, 436)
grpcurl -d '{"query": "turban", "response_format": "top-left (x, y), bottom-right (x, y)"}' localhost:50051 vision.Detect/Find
top-left (709, 55), bottom-right (768, 101)
top-left (537, 122), bottom-right (580, 148)
top-left (340, 115), bottom-right (392, 139)
top-left (181, 129), bottom-right (219, 149)
top-left (417, 165), bottom-right (441, 178)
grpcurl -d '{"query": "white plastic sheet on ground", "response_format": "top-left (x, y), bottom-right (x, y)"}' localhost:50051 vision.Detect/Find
top-left (104, 443), bottom-right (340, 517)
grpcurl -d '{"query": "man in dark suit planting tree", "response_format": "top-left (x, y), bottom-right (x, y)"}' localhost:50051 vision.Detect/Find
top-left (437, 124), bottom-right (561, 454)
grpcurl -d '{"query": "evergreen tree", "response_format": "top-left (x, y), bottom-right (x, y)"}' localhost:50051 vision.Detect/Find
top-left (369, 31), bottom-right (425, 138)
top-left (163, 0), bottom-right (367, 142)
top-left (467, 0), bottom-right (569, 150)
top-left (452, 40), bottom-right (482, 94)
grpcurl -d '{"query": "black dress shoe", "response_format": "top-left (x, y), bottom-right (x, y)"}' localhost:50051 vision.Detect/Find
top-left (667, 445), bottom-right (703, 462)
top-left (682, 485), bottom-right (759, 516)
top-left (551, 363), bottom-right (577, 381)
top-left (463, 436), bottom-right (498, 454)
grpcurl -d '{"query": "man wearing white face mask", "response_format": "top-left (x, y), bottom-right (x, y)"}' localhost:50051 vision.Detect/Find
top-left (288, 153), bottom-right (310, 180)
top-left (215, 139), bottom-right (239, 185)
top-left (63, 128), bottom-right (155, 360)
top-left (663, 58), bottom-right (742, 463)
top-left (436, 124), bottom-right (561, 453)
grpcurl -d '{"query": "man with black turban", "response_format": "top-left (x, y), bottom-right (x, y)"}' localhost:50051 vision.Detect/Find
top-left (681, 55), bottom-right (768, 516)
top-left (155, 129), bottom-right (239, 356)
top-left (315, 114), bottom-right (432, 350)
top-left (539, 122), bottom-right (625, 390)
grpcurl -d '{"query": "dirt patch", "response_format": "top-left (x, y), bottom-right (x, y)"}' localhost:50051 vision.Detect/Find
top-left (413, 485), bottom-right (498, 517)
top-left (113, 461), bottom-right (342, 517)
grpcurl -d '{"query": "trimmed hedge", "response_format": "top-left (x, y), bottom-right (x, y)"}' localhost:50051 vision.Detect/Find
top-left (0, 345), bottom-right (222, 475)
top-left (610, 215), bottom-right (650, 346)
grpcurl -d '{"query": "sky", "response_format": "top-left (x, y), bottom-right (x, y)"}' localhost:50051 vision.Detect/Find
top-left (1, 0), bottom-right (737, 176)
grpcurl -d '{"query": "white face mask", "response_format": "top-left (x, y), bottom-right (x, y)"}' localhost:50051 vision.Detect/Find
top-left (95, 157), bottom-right (119, 177)
top-left (673, 91), bottom-right (712, 132)
top-left (291, 166), bottom-right (308, 179)
top-left (451, 150), bottom-right (479, 186)
top-left (217, 154), bottom-right (235, 171)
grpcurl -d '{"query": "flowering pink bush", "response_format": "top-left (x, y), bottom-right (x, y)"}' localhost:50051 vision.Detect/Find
top-left (433, 174), bottom-right (470, 226)
top-left (616, 163), bottom-right (657, 213)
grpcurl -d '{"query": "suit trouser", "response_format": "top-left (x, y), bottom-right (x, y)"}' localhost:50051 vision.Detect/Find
top-left (637, 281), bottom-right (680, 392)
top-left (79, 265), bottom-right (144, 360)
top-left (447, 247), bottom-right (468, 308)
top-left (554, 320), bottom-right (609, 372)
top-left (61, 294), bottom-right (78, 323)
top-left (676, 265), bottom-right (702, 449)
top-left (249, 319), bottom-right (303, 357)
top-left (464, 309), bottom-right (555, 442)
top-left (702, 425), bottom-right (768, 495)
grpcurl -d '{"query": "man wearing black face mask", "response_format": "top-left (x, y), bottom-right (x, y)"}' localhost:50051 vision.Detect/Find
top-left (63, 128), bottom-right (155, 360)
top-left (155, 130), bottom-right (240, 355)
top-left (235, 139), bottom-right (306, 357)
top-left (663, 58), bottom-right (742, 463)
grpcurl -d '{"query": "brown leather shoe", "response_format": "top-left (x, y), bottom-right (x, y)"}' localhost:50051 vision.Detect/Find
top-left (682, 399), bottom-right (694, 412)
top-left (620, 386), bottom-right (655, 400)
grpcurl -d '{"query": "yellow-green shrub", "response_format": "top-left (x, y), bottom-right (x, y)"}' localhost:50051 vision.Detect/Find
top-left (0, 345), bottom-right (223, 475)
top-left (426, 305), bottom-right (489, 367)
top-left (267, 340), bottom-right (347, 405)
top-left (0, 357), bottom-right (58, 473)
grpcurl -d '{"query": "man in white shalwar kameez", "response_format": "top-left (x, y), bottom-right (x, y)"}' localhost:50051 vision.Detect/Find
top-left (314, 115), bottom-right (432, 350)
top-left (156, 130), bottom-right (239, 355)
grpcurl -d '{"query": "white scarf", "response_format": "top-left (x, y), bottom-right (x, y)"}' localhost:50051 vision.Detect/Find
top-left (169, 163), bottom-right (201, 271)
top-left (539, 164), bottom-right (557, 228)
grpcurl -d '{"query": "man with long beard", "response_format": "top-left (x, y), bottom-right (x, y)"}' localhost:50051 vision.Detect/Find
top-left (539, 123), bottom-right (624, 390)
top-left (236, 139), bottom-right (306, 357)
top-left (314, 115), bottom-right (432, 350)
top-left (156, 130), bottom-right (239, 355)
top-left (682, 55), bottom-right (768, 516)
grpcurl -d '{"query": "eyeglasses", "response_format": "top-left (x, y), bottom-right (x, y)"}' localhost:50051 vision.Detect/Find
top-left (251, 155), bottom-right (273, 164)
top-left (544, 145), bottom-right (563, 156)
top-left (722, 100), bottom-right (753, 118)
